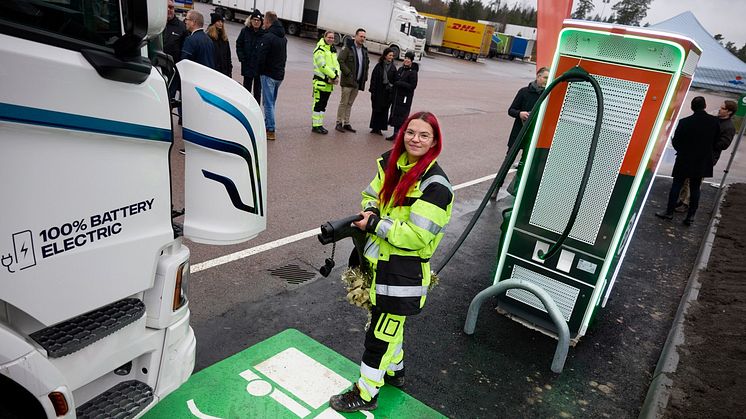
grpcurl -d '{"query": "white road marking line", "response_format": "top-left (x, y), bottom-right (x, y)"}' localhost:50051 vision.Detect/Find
top-left (191, 171), bottom-right (513, 274)
top-left (186, 399), bottom-right (223, 419)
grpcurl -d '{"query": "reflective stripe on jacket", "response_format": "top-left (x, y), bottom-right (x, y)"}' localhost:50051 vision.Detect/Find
top-left (313, 38), bottom-right (340, 92)
top-left (361, 150), bottom-right (453, 315)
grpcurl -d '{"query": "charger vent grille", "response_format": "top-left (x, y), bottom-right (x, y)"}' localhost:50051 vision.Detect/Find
top-left (529, 74), bottom-right (649, 244)
top-left (505, 266), bottom-right (580, 321)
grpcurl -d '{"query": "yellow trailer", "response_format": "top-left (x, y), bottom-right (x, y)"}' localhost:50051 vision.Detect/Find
top-left (420, 13), bottom-right (495, 61)
top-left (442, 17), bottom-right (495, 60)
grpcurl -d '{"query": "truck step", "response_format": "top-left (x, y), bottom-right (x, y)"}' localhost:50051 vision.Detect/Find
top-left (76, 380), bottom-right (153, 419)
top-left (30, 298), bottom-right (145, 358)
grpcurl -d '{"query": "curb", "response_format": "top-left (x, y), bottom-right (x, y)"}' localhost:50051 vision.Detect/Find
top-left (638, 185), bottom-right (727, 419)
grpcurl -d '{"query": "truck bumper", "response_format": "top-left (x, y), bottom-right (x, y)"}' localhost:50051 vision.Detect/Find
top-left (154, 307), bottom-right (196, 400)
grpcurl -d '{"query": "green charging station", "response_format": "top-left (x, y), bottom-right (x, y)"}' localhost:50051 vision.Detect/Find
top-left (465, 20), bottom-right (703, 373)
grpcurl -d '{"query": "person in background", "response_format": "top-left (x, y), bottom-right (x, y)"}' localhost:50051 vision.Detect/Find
top-left (163, 0), bottom-right (188, 123)
top-left (387, 51), bottom-right (419, 141)
top-left (368, 48), bottom-right (397, 136)
top-left (207, 13), bottom-right (232, 77)
top-left (335, 28), bottom-right (370, 133)
top-left (714, 99), bottom-right (737, 165)
top-left (497, 66), bottom-right (549, 198)
top-left (329, 111), bottom-right (453, 413)
top-left (182, 10), bottom-right (215, 69)
top-left (164, 1), bottom-right (188, 64)
top-left (256, 11), bottom-right (287, 141)
top-left (655, 96), bottom-right (720, 226)
top-left (236, 9), bottom-right (265, 104)
top-left (674, 99), bottom-right (737, 210)
top-left (311, 31), bottom-right (340, 134)
top-left (507, 66), bottom-right (549, 150)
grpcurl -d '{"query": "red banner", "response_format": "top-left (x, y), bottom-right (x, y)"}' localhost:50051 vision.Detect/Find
top-left (536, 0), bottom-right (574, 70)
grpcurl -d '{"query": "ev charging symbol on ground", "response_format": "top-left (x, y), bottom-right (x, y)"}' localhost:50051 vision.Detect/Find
top-left (1, 230), bottom-right (37, 273)
top-left (145, 329), bottom-right (442, 419)
top-left (187, 347), bottom-right (372, 419)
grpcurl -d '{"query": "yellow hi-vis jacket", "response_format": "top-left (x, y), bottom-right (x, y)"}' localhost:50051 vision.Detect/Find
top-left (361, 150), bottom-right (453, 315)
top-left (313, 38), bottom-right (340, 92)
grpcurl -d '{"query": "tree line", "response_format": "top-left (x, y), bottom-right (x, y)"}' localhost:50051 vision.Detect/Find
top-left (411, 0), bottom-right (746, 63)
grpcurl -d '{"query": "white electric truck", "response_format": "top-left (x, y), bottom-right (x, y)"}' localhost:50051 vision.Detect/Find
top-left (213, 0), bottom-right (427, 59)
top-left (0, 0), bottom-right (267, 417)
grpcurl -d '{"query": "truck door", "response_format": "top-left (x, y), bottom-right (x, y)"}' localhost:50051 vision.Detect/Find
top-left (178, 60), bottom-right (267, 245)
top-left (0, 0), bottom-right (175, 324)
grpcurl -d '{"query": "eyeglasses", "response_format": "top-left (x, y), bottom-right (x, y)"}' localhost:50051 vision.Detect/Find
top-left (184, 18), bottom-right (192, 21)
top-left (404, 129), bottom-right (433, 142)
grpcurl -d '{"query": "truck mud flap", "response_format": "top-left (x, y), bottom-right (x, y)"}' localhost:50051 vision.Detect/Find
top-left (30, 298), bottom-right (145, 358)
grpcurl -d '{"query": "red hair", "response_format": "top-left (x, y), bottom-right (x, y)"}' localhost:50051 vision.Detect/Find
top-left (379, 111), bottom-right (443, 207)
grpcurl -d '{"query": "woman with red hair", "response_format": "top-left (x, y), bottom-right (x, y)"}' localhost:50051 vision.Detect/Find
top-left (330, 111), bottom-right (454, 413)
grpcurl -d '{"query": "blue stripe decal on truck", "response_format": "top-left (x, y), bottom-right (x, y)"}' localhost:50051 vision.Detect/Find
top-left (0, 102), bottom-right (171, 142)
top-left (183, 128), bottom-right (261, 216)
top-left (192, 87), bottom-right (264, 216)
top-left (202, 170), bottom-right (259, 214)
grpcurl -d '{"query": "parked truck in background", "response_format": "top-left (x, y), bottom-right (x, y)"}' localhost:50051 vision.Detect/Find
top-left (213, 0), bottom-right (427, 60)
top-left (0, 0), bottom-right (267, 417)
top-left (421, 13), bottom-right (494, 61)
top-left (174, 0), bottom-right (194, 15)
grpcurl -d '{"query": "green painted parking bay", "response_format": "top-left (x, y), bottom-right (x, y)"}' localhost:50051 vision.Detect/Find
top-left (144, 329), bottom-right (443, 418)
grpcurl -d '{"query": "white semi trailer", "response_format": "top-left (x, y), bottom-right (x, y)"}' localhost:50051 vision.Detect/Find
top-left (213, 0), bottom-right (427, 59)
top-left (0, 0), bottom-right (267, 417)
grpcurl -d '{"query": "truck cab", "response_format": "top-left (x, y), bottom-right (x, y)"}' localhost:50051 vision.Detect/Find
top-left (0, 0), bottom-right (266, 417)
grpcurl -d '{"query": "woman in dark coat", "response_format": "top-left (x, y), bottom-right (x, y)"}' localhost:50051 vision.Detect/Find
top-left (208, 13), bottom-right (232, 77)
top-left (236, 9), bottom-right (264, 103)
top-left (368, 48), bottom-right (397, 135)
top-left (387, 51), bottom-right (419, 141)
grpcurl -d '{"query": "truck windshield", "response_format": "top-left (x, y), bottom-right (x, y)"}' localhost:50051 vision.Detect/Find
top-left (0, 0), bottom-right (122, 47)
top-left (410, 26), bottom-right (426, 40)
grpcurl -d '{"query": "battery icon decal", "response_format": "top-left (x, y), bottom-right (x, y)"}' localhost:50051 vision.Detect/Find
top-left (13, 230), bottom-right (37, 271)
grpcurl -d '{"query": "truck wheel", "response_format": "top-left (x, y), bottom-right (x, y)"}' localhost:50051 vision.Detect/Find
top-left (451, 50), bottom-right (459, 58)
top-left (464, 52), bottom-right (472, 61)
top-left (223, 8), bottom-right (234, 22)
top-left (390, 45), bottom-right (400, 60)
top-left (286, 22), bottom-right (301, 36)
top-left (0, 375), bottom-right (46, 419)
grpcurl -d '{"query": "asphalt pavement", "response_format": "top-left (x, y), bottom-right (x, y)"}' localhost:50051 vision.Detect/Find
top-left (173, 4), bottom-right (745, 417)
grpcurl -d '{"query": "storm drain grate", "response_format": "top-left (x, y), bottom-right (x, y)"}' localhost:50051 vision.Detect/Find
top-left (269, 264), bottom-right (318, 285)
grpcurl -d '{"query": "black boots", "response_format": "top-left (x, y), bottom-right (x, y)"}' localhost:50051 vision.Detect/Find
top-left (329, 386), bottom-right (377, 413)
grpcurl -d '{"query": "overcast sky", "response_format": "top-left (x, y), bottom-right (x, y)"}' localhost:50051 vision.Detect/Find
top-left (514, 0), bottom-right (746, 47)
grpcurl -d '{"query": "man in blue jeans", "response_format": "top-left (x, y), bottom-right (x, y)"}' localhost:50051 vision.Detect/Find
top-left (256, 11), bottom-right (287, 141)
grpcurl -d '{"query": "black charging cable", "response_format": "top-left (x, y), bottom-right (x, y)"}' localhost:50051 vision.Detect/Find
top-left (436, 66), bottom-right (604, 273)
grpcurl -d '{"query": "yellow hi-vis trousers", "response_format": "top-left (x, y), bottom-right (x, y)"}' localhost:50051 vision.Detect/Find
top-left (312, 80), bottom-right (332, 127)
top-left (358, 308), bottom-right (405, 401)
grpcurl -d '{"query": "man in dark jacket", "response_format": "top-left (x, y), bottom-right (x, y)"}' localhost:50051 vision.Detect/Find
top-left (182, 10), bottom-right (215, 69)
top-left (335, 29), bottom-right (370, 133)
top-left (164, 0), bottom-right (187, 64)
top-left (387, 51), bottom-right (418, 141)
top-left (507, 66), bottom-right (549, 149)
top-left (256, 11), bottom-right (287, 141)
top-left (163, 0), bottom-right (188, 121)
top-left (714, 99), bottom-right (737, 164)
top-left (656, 96), bottom-right (720, 225)
top-left (236, 9), bottom-right (265, 103)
